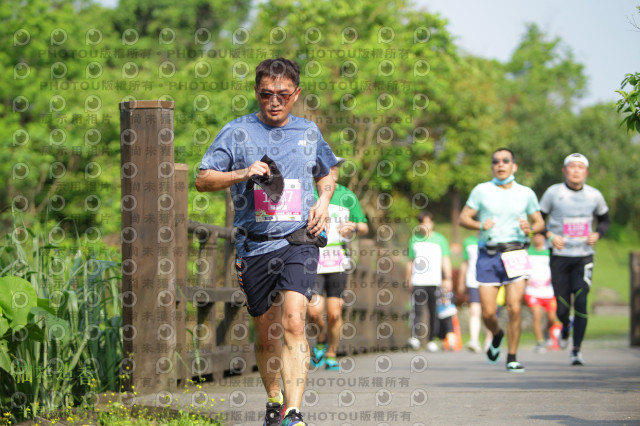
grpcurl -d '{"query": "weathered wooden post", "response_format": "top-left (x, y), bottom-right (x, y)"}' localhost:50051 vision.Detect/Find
top-left (174, 163), bottom-right (189, 383)
top-left (631, 251), bottom-right (640, 346)
top-left (119, 100), bottom-right (178, 393)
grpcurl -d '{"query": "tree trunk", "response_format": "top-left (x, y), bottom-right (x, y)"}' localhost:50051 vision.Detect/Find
top-left (450, 188), bottom-right (461, 246)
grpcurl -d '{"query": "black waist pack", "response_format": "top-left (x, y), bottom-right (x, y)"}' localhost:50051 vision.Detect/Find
top-left (241, 227), bottom-right (328, 251)
top-left (485, 241), bottom-right (528, 256)
top-left (285, 227), bottom-right (327, 248)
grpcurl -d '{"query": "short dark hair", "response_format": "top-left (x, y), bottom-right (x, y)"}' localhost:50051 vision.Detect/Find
top-left (492, 147), bottom-right (516, 163)
top-left (417, 211), bottom-right (433, 223)
top-left (255, 58), bottom-right (300, 87)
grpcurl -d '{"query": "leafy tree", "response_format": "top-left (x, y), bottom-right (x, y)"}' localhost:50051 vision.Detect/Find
top-left (617, 72), bottom-right (640, 133)
top-left (2, 0), bottom-right (639, 243)
top-left (567, 104), bottom-right (640, 230)
top-left (502, 23), bottom-right (587, 189)
top-left (245, 0), bottom-right (506, 238)
top-left (616, 6), bottom-right (640, 133)
top-left (1, 0), bottom-right (251, 236)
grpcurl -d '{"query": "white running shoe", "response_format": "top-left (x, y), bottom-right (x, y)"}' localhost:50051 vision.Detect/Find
top-left (426, 341), bottom-right (439, 352)
top-left (534, 343), bottom-right (547, 354)
top-left (559, 326), bottom-right (570, 349)
top-left (466, 340), bottom-right (482, 353)
top-left (570, 351), bottom-right (585, 366)
top-left (408, 337), bottom-right (421, 351)
top-left (506, 361), bottom-right (526, 373)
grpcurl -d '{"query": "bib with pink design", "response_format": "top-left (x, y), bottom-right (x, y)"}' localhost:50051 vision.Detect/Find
top-left (254, 179), bottom-right (302, 222)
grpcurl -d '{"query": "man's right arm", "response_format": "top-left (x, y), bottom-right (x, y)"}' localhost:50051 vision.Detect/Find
top-left (195, 161), bottom-right (270, 192)
top-left (539, 187), bottom-right (565, 250)
top-left (457, 260), bottom-right (468, 296)
top-left (459, 205), bottom-right (481, 230)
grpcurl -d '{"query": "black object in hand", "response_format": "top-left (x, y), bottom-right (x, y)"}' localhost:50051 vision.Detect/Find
top-left (245, 155), bottom-right (284, 203)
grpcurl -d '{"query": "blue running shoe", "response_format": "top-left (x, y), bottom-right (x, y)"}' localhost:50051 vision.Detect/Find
top-left (325, 357), bottom-right (340, 371)
top-left (486, 330), bottom-right (504, 364)
top-left (281, 409), bottom-right (306, 426)
top-left (311, 344), bottom-right (326, 368)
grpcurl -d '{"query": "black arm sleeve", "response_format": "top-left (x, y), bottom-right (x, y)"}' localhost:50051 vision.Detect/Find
top-left (540, 212), bottom-right (548, 236)
top-left (596, 211), bottom-right (610, 237)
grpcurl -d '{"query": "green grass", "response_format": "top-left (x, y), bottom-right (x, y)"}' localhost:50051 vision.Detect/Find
top-left (592, 238), bottom-right (637, 304)
top-left (516, 314), bottom-right (630, 346)
top-left (583, 314), bottom-right (630, 340)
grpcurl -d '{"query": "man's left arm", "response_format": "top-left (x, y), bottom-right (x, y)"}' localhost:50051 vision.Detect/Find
top-left (309, 167), bottom-right (337, 236)
top-left (588, 211), bottom-right (610, 245)
top-left (523, 211), bottom-right (546, 235)
top-left (521, 190), bottom-right (545, 235)
top-left (441, 255), bottom-right (453, 293)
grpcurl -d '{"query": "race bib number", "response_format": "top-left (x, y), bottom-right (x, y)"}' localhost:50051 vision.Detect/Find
top-left (563, 217), bottom-right (590, 239)
top-left (254, 179), bottom-right (302, 222)
top-left (501, 249), bottom-right (532, 278)
top-left (317, 245), bottom-right (345, 274)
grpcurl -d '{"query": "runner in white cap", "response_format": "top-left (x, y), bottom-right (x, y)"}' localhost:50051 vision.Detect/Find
top-left (539, 153), bottom-right (610, 366)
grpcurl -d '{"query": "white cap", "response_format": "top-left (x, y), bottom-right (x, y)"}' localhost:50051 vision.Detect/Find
top-left (563, 153), bottom-right (589, 168)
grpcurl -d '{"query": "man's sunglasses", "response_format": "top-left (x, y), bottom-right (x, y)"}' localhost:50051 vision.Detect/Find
top-left (258, 91), bottom-right (296, 104)
top-left (492, 158), bottom-right (511, 165)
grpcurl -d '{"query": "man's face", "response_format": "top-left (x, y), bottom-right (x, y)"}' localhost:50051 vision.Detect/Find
top-left (255, 76), bottom-right (300, 127)
top-left (420, 216), bottom-right (434, 233)
top-left (532, 233), bottom-right (545, 247)
top-left (491, 150), bottom-right (517, 180)
top-left (563, 161), bottom-right (588, 186)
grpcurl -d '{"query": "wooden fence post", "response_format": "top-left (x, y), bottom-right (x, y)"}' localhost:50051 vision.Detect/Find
top-left (174, 163), bottom-right (189, 384)
top-left (631, 251), bottom-right (640, 346)
top-left (119, 100), bottom-right (177, 393)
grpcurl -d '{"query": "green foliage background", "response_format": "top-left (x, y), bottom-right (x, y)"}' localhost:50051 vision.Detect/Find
top-left (1, 0), bottom-right (639, 241)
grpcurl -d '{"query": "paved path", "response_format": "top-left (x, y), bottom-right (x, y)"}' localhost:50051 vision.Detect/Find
top-left (137, 338), bottom-right (640, 425)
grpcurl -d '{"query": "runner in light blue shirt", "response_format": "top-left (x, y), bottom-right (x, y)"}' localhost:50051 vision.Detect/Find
top-left (459, 148), bottom-right (545, 373)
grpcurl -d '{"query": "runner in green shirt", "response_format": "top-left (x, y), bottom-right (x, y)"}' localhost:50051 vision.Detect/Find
top-left (308, 158), bottom-right (368, 371)
top-left (406, 211), bottom-right (454, 352)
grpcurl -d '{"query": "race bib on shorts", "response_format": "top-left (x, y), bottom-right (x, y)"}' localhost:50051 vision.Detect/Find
top-left (254, 179), bottom-right (302, 222)
top-left (317, 245), bottom-right (346, 274)
top-left (501, 249), bottom-right (532, 278)
top-left (563, 217), bottom-right (590, 240)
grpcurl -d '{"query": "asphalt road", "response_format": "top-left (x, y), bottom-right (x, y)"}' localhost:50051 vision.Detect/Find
top-left (134, 337), bottom-right (640, 425)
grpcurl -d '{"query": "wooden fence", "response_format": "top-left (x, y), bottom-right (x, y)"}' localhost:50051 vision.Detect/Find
top-left (632, 251), bottom-right (640, 346)
top-left (119, 101), bottom-right (411, 394)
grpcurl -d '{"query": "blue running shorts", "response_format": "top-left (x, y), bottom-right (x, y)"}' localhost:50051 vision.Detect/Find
top-left (476, 249), bottom-right (522, 286)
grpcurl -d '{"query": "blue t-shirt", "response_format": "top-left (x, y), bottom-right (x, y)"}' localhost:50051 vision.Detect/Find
top-left (200, 113), bottom-right (338, 257)
top-left (466, 181), bottom-right (540, 245)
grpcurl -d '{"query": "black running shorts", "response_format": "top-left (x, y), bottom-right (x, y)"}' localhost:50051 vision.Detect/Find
top-left (312, 272), bottom-right (348, 299)
top-left (235, 244), bottom-right (319, 317)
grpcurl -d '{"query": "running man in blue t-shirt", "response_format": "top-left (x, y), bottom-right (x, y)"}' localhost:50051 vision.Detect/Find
top-left (196, 58), bottom-right (338, 426)
top-left (459, 148), bottom-right (545, 373)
